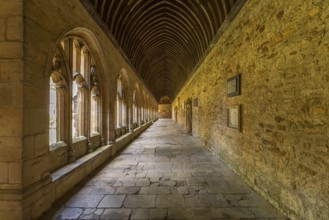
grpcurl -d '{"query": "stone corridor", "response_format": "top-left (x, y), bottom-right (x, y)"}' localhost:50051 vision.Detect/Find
top-left (41, 119), bottom-right (286, 220)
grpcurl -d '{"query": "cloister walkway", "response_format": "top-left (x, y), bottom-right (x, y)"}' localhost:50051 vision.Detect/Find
top-left (42, 119), bottom-right (286, 220)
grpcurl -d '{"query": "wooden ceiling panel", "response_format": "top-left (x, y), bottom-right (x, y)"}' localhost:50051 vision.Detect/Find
top-left (88, 0), bottom-right (237, 101)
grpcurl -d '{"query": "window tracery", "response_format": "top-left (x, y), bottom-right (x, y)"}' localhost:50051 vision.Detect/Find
top-left (50, 37), bottom-right (102, 150)
top-left (49, 53), bottom-right (67, 148)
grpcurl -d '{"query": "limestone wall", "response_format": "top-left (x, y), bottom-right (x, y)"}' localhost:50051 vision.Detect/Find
top-left (0, 0), bottom-right (23, 219)
top-left (158, 104), bottom-right (172, 118)
top-left (173, 1), bottom-right (329, 219)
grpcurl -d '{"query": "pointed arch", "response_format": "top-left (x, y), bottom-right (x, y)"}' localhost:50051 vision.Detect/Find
top-left (47, 27), bottom-right (110, 168)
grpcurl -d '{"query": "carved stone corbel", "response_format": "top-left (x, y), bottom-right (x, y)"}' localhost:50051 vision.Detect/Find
top-left (73, 72), bottom-right (87, 88)
top-left (52, 54), bottom-right (62, 71)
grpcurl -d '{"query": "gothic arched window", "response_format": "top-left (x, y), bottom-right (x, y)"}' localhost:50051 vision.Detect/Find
top-left (61, 37), bottom-right (101, 141)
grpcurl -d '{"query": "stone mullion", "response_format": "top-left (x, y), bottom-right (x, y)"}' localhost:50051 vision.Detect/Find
top-left (67, 39), bottom-right (76, 162)
top-left (109, 90), bottom-right (117, 144)
top-left (84, 52), bottom-right (93, 152)
top-left (128, 96), bottom-right (134, 132)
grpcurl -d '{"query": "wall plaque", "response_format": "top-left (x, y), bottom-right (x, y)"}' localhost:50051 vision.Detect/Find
top-left (227, 105), bottom-right (241, 131)
top-left (227, 73), bottom-right (241, 97)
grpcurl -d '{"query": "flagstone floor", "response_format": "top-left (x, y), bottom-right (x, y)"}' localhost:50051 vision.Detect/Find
top-left (41, 119), bottom-right (286, 220)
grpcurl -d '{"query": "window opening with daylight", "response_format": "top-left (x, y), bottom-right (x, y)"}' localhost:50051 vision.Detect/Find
top-left (116, 77), bottom-right (123, 128)
top-left (133, 90), bottom-right (138, 124)
top-left (49, 54), bottom-right (66, 148)
top-left (116, 77), bottom-right (127, 129)
top-left (49, 76), bottom-right (57, 145)
top-left (60, 37), bottom-right (101, 141)
top-left (90, 64), bottom-right (100, 135)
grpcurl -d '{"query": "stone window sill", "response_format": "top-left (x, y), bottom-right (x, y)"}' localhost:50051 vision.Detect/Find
top-left (49, 141), bottom-right (67, 151)
top-left (72, 136), bottom-right (87, 143)
top-left (90, 132), bottom-right (100, 137)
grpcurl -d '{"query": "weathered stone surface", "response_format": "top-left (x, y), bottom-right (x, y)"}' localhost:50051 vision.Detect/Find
top-left (98, 195), bottom-right (125, 208)
top-left (101, 208), bottom-right (131, 219)
top-left (0, 109), bottom-right (22, 136)
top-left (130, 208), bottom-right (149, 220)
top-left (0, 163), bottom-right (8, 183)
top-left (0, 0), bottom-right (24, 215)
top-left (0, 59), bottom-right (23, 85)
top-left (0, 42), bottom-right (23, 58)
top-left (0, 200), bottom-right (22, 220)
top-left (149, 208), bottom-right (167, 220)
top-left (67, 194), bottom-right (104, 208)
top-left (6, 17), bottom-right (23, 41)
top-left (0, 0), bottom-right (22, 17)
top-left (173, 1), bottom-right (329, 219)
top-left (1, 0), bottom-right (327, 220)
top-left (41, 120), bottom-right (284, 220)
top-left (0, 19), bottom-right (5, 41)
top-left (0, 137), bottom-right (21, 162)
top-left (0, 86), bottom-right (13, 106)
top-left (8, 162), bottom-right (21, 184)
top-left (123, 195), bottom-right (156, 208)
top-left (57, 208), bottom-right (83, 220)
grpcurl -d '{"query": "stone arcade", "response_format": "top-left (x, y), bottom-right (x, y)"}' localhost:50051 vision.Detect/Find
top-left (0, 0), bottom-right (328, 219)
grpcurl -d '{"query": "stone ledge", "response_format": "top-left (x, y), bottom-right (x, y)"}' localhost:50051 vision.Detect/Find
top-left (49, 121), bottom-right (154, 203)
top-left (51, 144), bottom-right (112, 182)
top-left (51, 144), bottom-right (112, 202)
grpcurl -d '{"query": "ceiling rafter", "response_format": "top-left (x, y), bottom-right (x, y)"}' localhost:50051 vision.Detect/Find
top-left (88, 0), bottom-right (237, 101)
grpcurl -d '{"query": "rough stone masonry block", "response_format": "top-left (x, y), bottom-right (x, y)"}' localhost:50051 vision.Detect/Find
top-left (31, 187), bottom-right (53, 220)
top-left (6, 17), bottom-right (23, 41)
top-left (22, 157), bottom-right (49, 187)
top-left (0, 203), bottom-right (22, 220)
top-left (34, 133), bottom-right (48, 157)
top-left (0, 108), bottom-right (22, 136)
top-left (0, 137), bottom-right (21, 162)
top-left (0, 0), bottom-right (22, 16)
top-left (9, 162), bottom-right (21, 184)
top-left (23, 109), bottom-right (48, 136)
top-left (23, 135), bottom-right (35, 160)
top-left (0, 19), bottom-right (5, 41)
top-left (22, 161), bottom-right (33, 186)
top-left (0, 163), bottom-right (8, 183)
top-left (0, 59), bottom-right (23, 84)
top-left (24, 61), bottom-right (48, 87)
top-left (24, 86), bottom-right (48, 109)
top-left (173, 1), bottom-right (329, 219)
top-left (0, 86), bottom-right (13, 106)
top-left (0, 42), bottom-right (23, 59)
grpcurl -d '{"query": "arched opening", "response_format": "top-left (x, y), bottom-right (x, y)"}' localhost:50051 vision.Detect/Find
top-left (49, 53), bottom-right (67, 150)
top-left (158, 95), bottom-right (172, 118)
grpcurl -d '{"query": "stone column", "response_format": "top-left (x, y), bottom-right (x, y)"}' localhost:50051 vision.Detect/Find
top-left (0, 1), bottom-right (24, 219)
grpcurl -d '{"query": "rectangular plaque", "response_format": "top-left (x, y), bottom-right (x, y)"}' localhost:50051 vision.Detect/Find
top-left (227, 105), bottom-right (241, 131)
top-left (227, 74), bottom-right (241, 97)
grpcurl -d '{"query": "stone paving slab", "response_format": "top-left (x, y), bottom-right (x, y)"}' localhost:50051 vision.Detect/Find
top-left (40, 119), bottom-right (287, 220)
top-left (98, 195), bottom-right (126, 208)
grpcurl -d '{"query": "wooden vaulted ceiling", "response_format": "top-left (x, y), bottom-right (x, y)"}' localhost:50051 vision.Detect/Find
top-left (88, 0), bottom-right (237, 101)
